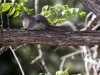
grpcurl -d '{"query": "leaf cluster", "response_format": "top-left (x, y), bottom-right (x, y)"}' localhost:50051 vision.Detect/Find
top-left (1, 1), bottom-right (86, 25)
top-left (1, 0), bottom-right (33, 17)
top-left (41, 4), bottom-right (86, 25)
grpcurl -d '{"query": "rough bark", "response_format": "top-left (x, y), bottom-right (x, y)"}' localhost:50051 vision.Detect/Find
top-left (0, 29), bottom-right (100, 46)
top-left (79, 0), bottom-right (100, 18)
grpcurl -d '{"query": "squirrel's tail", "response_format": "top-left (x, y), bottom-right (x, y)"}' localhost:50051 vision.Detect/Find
top-left (57, 20), bottom-right (77, 31)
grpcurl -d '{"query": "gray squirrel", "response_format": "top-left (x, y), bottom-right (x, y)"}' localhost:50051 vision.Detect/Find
top-left (20, 11), bottom-right (77, 31)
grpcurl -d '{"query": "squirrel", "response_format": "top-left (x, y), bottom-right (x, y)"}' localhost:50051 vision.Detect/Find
top-left (20, 11), bottom-right (77, 31)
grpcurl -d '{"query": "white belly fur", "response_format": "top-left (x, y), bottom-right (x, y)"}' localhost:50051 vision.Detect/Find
top-left (22, 18), bottom-right (30, 28)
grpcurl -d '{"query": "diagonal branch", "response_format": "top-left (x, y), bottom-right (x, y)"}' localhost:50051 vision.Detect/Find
top-left (79, 0), bottom-right (100, 18)
top-left (9, 46), bottom-right (25, 75)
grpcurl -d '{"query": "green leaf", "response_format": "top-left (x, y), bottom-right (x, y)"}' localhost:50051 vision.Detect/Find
top-left (10, 6), bottom-right (15, 16)
top-left (23, 6), bottom-right (29, 12)
top-left (47, 18), bottom-right (53, 24)
top-left (15, 4), bottom-right (21, 10)
top-left (23, 6), bottom-right (33, 12)
top-left (41, 11), bottom-right (50, 16)
top-left (73, 8), bottom-right (80, 16)
top-left (79, 11), bottom-right (86, 17)
top-left (23, 0), bottom-right (28, 2)
top-left (39, 73), bottom-right (45, 75)
top-left (19, 0), bottom-right (22, 3)
top-left (56, 71), bottom-right (63, 75)
top-left (62, 10), bottom-right (68, 16)
top-left (55, 4), bottom-right (62, 9)
top-left (75, 8), bottom-right (79, 13)
top-left (70, 8), bottom-right (75, 14)
top-left (42, 5), bottom-right (49, 11)
top-left (1, 3), bottom-right (10, 12)
top-left (49, 6), bottom-right (54, 12)
top-left (64, 5), bottom-right (69, 10)
top-left (13, 11), bottom-right (20, 17)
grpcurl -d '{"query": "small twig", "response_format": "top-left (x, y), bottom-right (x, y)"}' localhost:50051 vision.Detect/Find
top-left (22, 45), bottom-right (45, 73)
top-left (9, 46), bottom-right (25, 75)
top-left (61, 50), bottom-right (82, 60)
top-left (91, 24), bottom-right (100, 30)
top-left (30, 45), bottom-right (42, 64)
top-left (38, 44), bottom-right (50, 74)
top-left (81, 12), bottom-right (92, 31)
top-left (41, 59), bottom-right (50, 74)
top-left (30, 54), bottom-right (42, 64)
top-left (84, 12), bottom-right (93, 27)
top-left (0, 3), bottom-right (3, 29)
top-left (86, 14), bottom-right (97, 29)
top-left (14, 43), bottom-right (26, 51)
top-left (81, 12), bottom-right (97, 31)
top-left (31, 44), bottom-right (50, 74)
top-left (84, 56), bottom-right (91, 75)
top-left (22, 45), bottom-right (40, 62)
top-left (59, 58), bottom-right (66, 71)
top-left (85, 56), bottom-right (100, 65)
top-left (59, 50), bottom-right (83, 71)
top-left (54, 46), bottom-right (60, 52)
top-left (7, 0), bottom-right (16, 28)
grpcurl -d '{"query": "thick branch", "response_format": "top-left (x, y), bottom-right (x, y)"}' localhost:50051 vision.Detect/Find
top-left (0, 29), bottom-right (100, 46)
top-left (79, 0), bottom-right (100, 18)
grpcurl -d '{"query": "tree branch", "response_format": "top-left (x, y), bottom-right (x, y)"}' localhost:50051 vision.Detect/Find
top-left (0, 29), bottom-right (100, 46)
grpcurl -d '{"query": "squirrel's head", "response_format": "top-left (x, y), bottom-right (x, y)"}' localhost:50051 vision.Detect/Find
top-left (20, 11), bottom-right (33, 28)
top-left (20, 11), bottom-right (32, 20)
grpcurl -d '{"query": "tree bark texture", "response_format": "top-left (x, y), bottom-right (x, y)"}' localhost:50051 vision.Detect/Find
top-left (79, 0), bottom-right (100, 18)
top-left (0, 29), bottom-right (100, 46)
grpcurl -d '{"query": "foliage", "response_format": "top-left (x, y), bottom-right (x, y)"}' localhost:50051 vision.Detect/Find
top-left (1, 0), bottom-right (33, 17)
top-left (41, 4), bottom-right (86, 25)
top-left (1, 0), bottom-right (86, 24)
top-left (39, 68), bottom-right (82, 75)
top-left (56, 69), bottom-right (69, 75)
top-left (1, 1), bottom-right (86, 24)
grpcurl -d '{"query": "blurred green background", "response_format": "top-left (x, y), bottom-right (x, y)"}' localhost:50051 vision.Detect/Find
top-left (0, 0), bottom-right (90, 75)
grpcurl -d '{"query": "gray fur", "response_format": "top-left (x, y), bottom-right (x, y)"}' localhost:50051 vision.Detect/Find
top-left (20, 12), bottom-right (77, 31)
